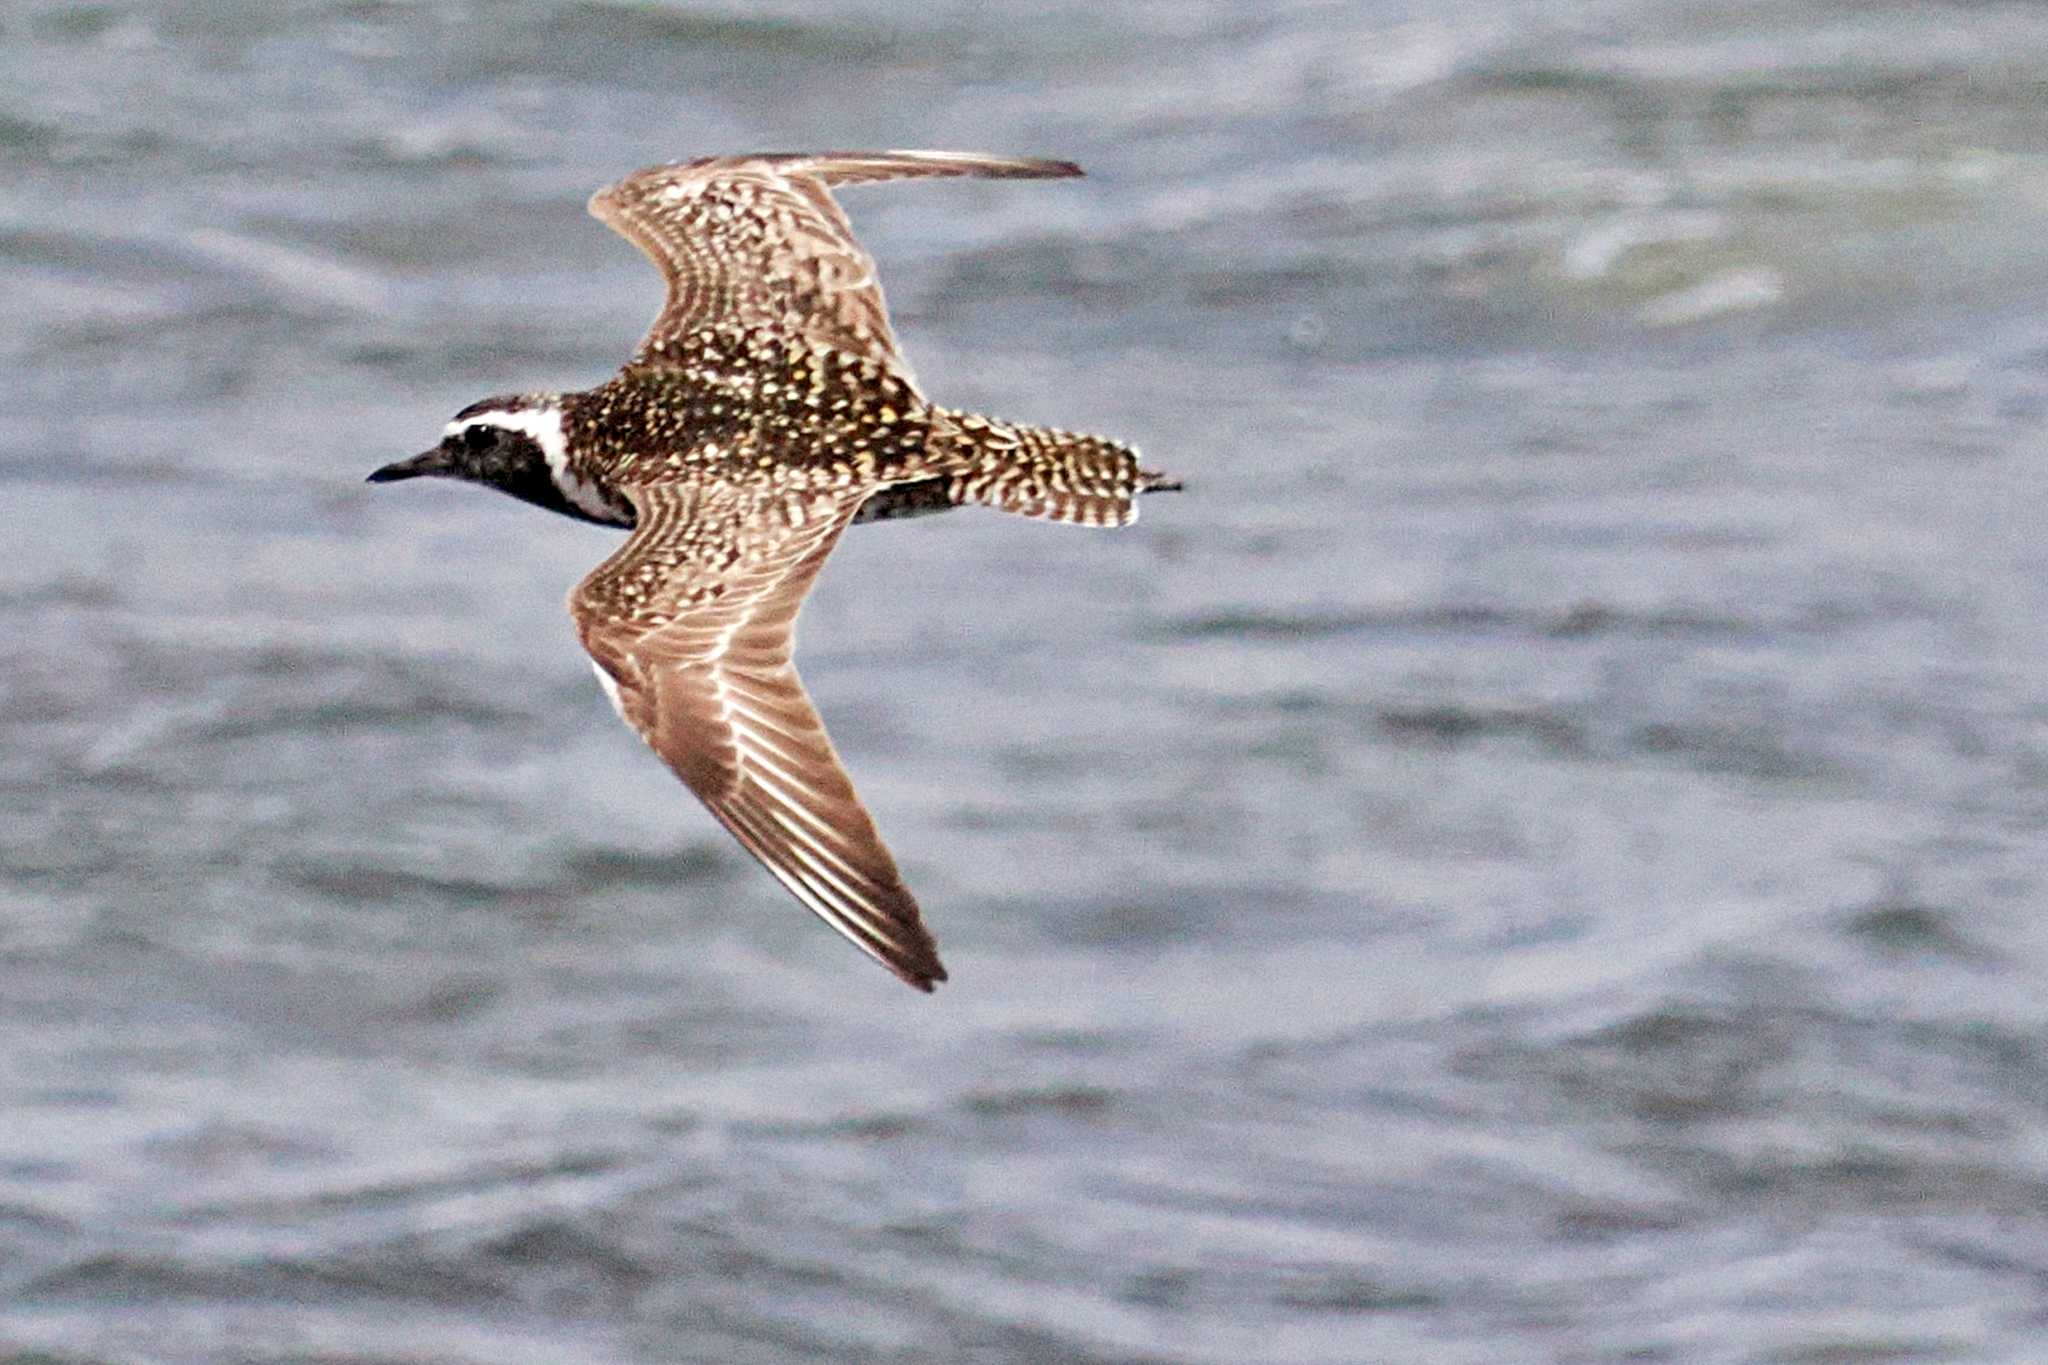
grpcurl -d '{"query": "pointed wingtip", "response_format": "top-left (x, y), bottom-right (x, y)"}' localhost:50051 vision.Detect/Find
top-left (896, 953), bottom-right (948, 994)
top-left (866, 150), bottom-right (1083, 181)
top-left (993, 154), bottom-right (1082, 180)
top-left (888, 944), bottom-right (948, 992)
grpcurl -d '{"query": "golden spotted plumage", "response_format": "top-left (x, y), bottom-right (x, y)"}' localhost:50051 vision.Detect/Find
top-left (563, 324), bottom-right (936, 503)
top-left (383, 150), bottom-right (1179, 993)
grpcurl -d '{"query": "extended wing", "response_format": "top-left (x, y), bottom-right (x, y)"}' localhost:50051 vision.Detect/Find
top-left (569, 478), bottom-right (946, 991)
top-left (587, 150), bottom-right (1082, 373)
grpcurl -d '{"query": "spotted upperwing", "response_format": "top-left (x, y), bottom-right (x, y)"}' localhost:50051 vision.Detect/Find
top-left (587, 150), bottom-right (1083, 375)
top-left (569, 479), bottom-right (947, 991)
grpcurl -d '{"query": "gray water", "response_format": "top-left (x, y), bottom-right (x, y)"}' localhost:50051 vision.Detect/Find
top-left (7, 1), bottom-right (2048, 1360)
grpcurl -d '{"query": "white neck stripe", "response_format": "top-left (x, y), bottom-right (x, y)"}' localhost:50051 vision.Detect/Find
top-left (447, 407), bottom-right (619, 522)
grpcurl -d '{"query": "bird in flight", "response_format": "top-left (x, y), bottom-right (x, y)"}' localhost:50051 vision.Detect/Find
top-left (370, 151), bottom-right (1177, 991)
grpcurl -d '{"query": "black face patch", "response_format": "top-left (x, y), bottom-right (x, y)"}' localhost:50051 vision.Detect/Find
top-left (444, 418), bottom-right (630, 529)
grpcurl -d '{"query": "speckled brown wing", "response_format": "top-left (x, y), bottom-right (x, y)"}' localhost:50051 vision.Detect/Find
top-left (568, 479), bottom-right (946, 991)
top-left (587, 150), bottom-right (1082, 373)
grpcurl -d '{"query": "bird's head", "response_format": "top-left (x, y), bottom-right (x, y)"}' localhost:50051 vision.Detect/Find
top-left (369, 394), bottom-right (564, 492)
top-left (369, 394), bottom-right (626, 526)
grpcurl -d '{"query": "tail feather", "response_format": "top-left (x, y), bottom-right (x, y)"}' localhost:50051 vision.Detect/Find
top-left (928, 408), bottom-right (1172, 527)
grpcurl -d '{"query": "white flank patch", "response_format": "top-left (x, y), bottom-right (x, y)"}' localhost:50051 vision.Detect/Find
top-left (590, 661), bottom-right (631, 724)
top-left (446, 406), bottom-right (618, 521)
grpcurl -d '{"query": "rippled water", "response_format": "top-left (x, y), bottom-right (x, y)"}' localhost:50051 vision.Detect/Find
top-left (9, 1), bottom-right (2048, 1360)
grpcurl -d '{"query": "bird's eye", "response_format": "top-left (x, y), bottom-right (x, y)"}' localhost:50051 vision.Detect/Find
top-left (463, 426), bottom-right (493, 452)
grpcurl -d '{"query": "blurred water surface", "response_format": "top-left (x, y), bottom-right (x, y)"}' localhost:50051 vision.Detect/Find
top-left (8, 1), bottom-right (2048, 1360)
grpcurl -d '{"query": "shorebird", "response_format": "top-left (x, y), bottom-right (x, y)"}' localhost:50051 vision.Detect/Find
top-left (369, 151), bottom-right (1176, 991)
